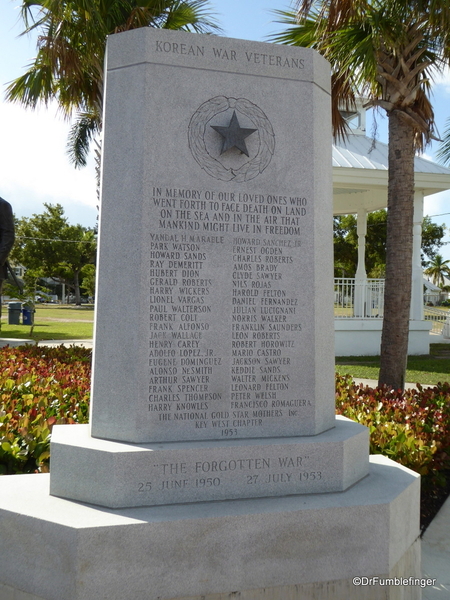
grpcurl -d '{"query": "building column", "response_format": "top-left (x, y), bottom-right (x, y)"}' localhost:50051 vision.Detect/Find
top-left (354, 209), bottom-right (368, 317)
top-left (410, 191), bottom-right (424, 320)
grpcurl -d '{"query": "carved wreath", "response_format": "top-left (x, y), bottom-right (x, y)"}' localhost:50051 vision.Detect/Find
top-left (188, 96), bottom-right (275, 182)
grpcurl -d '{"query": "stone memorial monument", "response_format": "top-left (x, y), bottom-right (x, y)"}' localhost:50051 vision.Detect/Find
top-left (0, 29), bottom-right (420, 600)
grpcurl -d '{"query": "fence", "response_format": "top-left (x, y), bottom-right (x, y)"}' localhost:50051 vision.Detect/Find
top-left (334, 278), bottom-right (385, 318)
top-left (424, 306), bottom-right (450, 335)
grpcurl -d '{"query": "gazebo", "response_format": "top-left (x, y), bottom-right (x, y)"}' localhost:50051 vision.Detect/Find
top-left (332, 103), bottom-right (450, 355)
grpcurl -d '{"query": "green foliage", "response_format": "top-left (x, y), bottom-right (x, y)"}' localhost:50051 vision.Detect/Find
top-left (437, 116), bottom-right (450, 166)
top-left (424, 254), bottom-right (450, 287)
top-left (422, 221), bottom-right (448, 265)
top-left (7, 0), bottom-right (221, 166)
top-left (80, 264), bottom-right (96, 298)
top-left (334, 212), bottom-right (447, 277)
top-left (336, 375), bottom-right (450, 486)
top-left (11, 203), bottom-right (97, 304)
top-left (0, 345), bottom-right (91, 474)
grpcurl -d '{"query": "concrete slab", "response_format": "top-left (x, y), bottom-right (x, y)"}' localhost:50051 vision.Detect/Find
top-left (0, 455), bottom-right (420, 600)
top-left (422, 495), bottom-right (450, 599)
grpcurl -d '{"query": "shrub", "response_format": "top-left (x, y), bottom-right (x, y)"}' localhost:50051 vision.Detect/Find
top-left (0, 345), bottom-right (91, 474)
top-left (336, 374), bottom-right (450, 487)
top-left (2, 347), bottom-right (450, 506)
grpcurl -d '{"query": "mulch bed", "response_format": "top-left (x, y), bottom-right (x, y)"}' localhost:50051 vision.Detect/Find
top-left (421, 470), bottom-right (450, 534)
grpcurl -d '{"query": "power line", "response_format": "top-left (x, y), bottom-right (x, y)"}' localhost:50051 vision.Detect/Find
top-left (16, 236), bottom-right (96, 244)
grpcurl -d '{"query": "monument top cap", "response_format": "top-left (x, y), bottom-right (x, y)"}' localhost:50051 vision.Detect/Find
top-left (106, 28), bottom-right (331, 92)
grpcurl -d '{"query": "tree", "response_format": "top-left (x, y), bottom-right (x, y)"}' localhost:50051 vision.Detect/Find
top-left (334, 212), bottom-right (387, 277)
top-left (11, 204), bottom-right (97, 305)
top-left (437, 118), bottom-right (450, 166)
top-left (80, 264), bottom-right (96, 299)
top-left (7, 0), bottom-right (220, 167)
top-left (334, 211), bottom-right (447, 276)
top-left (274, 0), bottom-right (450, 389)
top-left (424, 254), bottom-right (450, 288)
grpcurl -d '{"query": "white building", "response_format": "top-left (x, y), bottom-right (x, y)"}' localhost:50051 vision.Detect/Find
top-left (333, 104), bottom-right (450, 355)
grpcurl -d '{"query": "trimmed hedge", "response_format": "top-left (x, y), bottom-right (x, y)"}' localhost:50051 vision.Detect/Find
top-left (336, 374), bottom-right (450, 488)
top-left (1, 347), bottom-right (450, 500)
top-left (0, 345), bottom-right (91, 474)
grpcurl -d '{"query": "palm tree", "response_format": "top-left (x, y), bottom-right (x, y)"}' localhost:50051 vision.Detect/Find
top-left (273, 0), bottom-right (450, 390)
top-left (424, 254), bottom-right (450, 288)
top-left (7, 0), bottom-right (220, 167)
top-left (437, 118), bottom-right (450, 166)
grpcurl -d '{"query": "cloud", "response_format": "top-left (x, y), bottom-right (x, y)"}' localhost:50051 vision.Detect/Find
top-left (0, 101), bottom-right (97, 224)
top-left (424, 190), bottom-right (450, 262)
top-left (432, 66), bottom-right (450, 94)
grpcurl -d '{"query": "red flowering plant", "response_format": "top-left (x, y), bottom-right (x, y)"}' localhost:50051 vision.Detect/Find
top-left (336, 374), bottom-right (450, 486)
top-left (0, 345), bottom-right (91, 474)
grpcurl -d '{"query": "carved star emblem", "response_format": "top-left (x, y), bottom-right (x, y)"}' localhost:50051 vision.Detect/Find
top-left (211, 111), bottom-right (257, 157)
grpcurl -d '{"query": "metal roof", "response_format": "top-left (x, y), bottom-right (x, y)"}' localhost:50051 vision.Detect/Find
top-left (424, 279), bottom-right (442, 292)
top-left (333, 134), bottom-right (450, 176)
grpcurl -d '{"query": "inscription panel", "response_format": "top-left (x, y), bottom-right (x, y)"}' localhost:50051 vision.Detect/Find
top-left (50, 419), bottom-right (370, 507)
top-left (132, 445), bottom-right (326, 506)
top-left (143, 185), bottom-right (314, 441)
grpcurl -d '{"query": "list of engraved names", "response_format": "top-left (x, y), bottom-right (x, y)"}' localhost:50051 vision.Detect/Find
top-left (147, 185), bottom-right (310, 438)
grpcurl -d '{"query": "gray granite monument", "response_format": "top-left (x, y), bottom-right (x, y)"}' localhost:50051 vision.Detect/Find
top-left (49, 27), bottom-right (370, 508)
top-left (0, 29), bottom-right (421, 600)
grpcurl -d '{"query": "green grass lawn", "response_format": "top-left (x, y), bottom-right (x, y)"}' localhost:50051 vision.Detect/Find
top-left (0, 304), bottom-right (94, 341)
top-left (336, 344), bottom-right (450, 385)
top-left (2, 305), bottom-right (449, 385)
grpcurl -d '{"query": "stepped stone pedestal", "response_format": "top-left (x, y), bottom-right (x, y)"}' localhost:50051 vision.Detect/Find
top-left (0, 29), bottom-right (421, 600)
top-left (0, 456), bottom-right (420, 600)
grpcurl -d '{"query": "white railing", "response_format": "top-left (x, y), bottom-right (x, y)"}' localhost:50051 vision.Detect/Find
top-left (424, 306), bottom-right (450, 335)
top-left (334, 278), bottom-right (385, 318)
top-left (334, 278), bottom-right (450, 335)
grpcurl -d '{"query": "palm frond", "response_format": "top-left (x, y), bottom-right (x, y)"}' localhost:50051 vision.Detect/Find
top-left (8, 0), bottom-right (221, 167)
top-left (160, 0), bottom-right (222, 33)
top-left (67, 112), bottom-right (101, 168)
top-left (436, 117), bottom-right (450, 166)
top-left (5, 62), bottom-right (55, 108)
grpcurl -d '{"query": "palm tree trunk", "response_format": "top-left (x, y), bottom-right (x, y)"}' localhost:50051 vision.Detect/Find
top-left (74, 270), bottom-right (81, 306)
top-left (379, 110), bottom-right (415, 390)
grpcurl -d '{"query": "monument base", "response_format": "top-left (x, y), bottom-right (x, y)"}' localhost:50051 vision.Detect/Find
top-left (0, 455), bottom-right (420, 600)
top-left (49, 416), bottom-right (369, 507)
top-left (0, 538), bottom-right (420, 600)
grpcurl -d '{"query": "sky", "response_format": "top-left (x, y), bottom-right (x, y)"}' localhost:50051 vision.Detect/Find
top-left (1, 0), bottom-right (450, 259)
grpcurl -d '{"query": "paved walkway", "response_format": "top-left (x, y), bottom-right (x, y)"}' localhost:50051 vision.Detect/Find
top-left (422, 498), bottom-right (450, 598)
top-left (37, 338), bottom-right (94, 348)
top-left (0, 337), bottom-right (94, 348)
top-left (353, 377), bottom-right (434, 390)
top-left (1, 337), bottom-right (449, 594)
